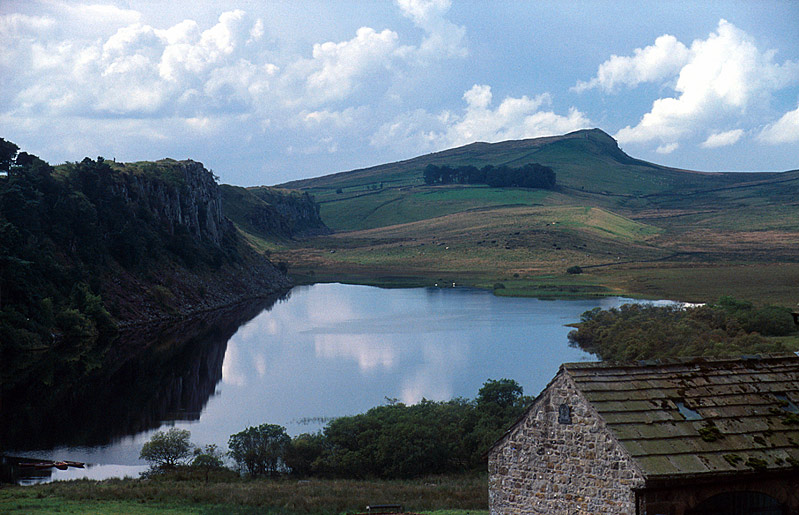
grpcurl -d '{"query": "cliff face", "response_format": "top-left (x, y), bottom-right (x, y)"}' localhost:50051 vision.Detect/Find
top-left (221, 184), bottom-right (331, 240)
top-left (98, 159), bottom-right (293, 324)
top-left (110, 159), bottom-right (230, 246)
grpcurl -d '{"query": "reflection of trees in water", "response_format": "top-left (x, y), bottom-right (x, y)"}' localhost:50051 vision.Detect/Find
top-left (2, 294), bottom-right (285, 452)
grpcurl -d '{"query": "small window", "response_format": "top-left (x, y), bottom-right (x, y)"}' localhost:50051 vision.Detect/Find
top-left (558, 403), bottom-right (572, 424)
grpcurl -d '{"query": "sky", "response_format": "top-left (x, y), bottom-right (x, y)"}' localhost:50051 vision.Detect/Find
top-left (1, 1), bottom-right (798, 186)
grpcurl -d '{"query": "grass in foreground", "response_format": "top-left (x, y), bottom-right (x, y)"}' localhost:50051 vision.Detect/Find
top-left (0, 475), bottom-right (487, 515)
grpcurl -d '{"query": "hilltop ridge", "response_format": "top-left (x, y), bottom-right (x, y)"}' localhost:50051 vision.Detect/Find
top-left (282, 129), bottom-right (680, 191)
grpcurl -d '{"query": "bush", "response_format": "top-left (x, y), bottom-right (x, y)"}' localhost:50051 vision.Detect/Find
top-left (566, 266), bottom-right (583, 274)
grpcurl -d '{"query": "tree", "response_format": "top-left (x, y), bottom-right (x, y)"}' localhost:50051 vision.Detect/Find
top-left (284, 433), bottom-right (325, 477)
top-left (139, 427), bottom-right (193, 469)
top-left (477, 378), bottom-right (524, 411)
top-left (423, 164), bottom-right (441, 184)
top-left (192, 444), bottom-right (225, 482)
top-left (228, 423), bottom-right (291, 477)
top-left (473, 379), bottom-right (531, 453)
top-left (0, 138), bottom-right (18, 174)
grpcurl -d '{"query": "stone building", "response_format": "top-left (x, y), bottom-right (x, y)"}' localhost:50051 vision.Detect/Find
top-left (488, 355), bottom-right (799, 514)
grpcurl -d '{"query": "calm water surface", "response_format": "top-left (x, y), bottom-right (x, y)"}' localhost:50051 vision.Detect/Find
top-left (16, 283), bottom-right (669, 482)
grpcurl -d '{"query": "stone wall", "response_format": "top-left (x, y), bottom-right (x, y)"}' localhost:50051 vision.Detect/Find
top-left (488, 372), bottom-right (646, 515)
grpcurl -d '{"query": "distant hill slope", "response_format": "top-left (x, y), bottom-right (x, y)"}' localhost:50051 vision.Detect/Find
top-left (282, 128), bottom-right (782, 196)
top-left (279, 128), bottom-right (798, 232)
top-left (270, 129), bottom-right (799, 302)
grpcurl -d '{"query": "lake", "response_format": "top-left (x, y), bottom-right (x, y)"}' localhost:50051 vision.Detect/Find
top-left (6, 283), bottom-right (668, 483)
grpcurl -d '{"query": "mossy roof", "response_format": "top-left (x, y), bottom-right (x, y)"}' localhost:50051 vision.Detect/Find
top-left (563, 355), bottom-right (799, 479)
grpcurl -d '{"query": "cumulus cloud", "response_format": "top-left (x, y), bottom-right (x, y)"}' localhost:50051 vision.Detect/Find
top-left (574, 34), bottom-right (690, 93)
top-left (2, 9), bottom-right (275, 118)
top-left (609, 20), bottom-right (799, 148)
top-left (701, 129), bottom-right (744, 148)
top-left (284, 27), bottom-right (400, 106)
top-left (445, 85), bottom-right (589, 146)
top-left (372, 84), bottom-right (591, 152)
top-left (758, 106), bottom-right (799, 144)
top-left (396, 0), bottom-right (467, 59)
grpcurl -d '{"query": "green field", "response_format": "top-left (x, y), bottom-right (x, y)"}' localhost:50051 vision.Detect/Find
top-left (241, 129), bottom-right (799, 305)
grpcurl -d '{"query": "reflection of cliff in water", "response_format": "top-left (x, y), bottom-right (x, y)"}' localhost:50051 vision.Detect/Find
top-left (2, 294), bottom-right (286, 451)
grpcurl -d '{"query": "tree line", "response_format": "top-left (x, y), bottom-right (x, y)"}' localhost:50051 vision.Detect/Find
top-left (140, 379), bottom-right (532, 479)
top-left (567, 296), bottom-right (797, 362)
top-left (422, 163), bottom-right (556, 189)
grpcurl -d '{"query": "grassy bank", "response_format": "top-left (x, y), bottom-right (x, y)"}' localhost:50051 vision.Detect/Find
top-left (0, 475), bottom-right (487, 515)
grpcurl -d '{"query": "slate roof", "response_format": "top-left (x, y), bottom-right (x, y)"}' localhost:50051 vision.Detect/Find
top-left (563, 355), bottom-right (799, 480)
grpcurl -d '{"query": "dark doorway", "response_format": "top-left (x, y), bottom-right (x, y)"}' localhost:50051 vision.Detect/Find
top-left (687, 491), bottom-right (785, 515)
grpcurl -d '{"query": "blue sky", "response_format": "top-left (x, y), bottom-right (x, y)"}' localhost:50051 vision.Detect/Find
top-left (1, 1), bottom-right (797, 186)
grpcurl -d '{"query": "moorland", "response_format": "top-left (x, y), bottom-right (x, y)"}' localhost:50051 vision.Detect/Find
top-left (250, 129), bottom-right (799, 305)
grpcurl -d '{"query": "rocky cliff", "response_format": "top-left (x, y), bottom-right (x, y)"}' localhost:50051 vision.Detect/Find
top-left (110, 159), bottom-right (229, 246)
top-left (99, 159), bottom-right (293, 323)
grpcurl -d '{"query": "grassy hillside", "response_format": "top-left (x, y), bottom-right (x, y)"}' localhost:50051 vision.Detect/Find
top-left (272, 129), bottom-right (799, 303)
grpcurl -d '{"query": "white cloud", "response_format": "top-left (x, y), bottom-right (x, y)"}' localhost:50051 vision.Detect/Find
top-left (3, 9), bottom-right (275, 118)
top-left (280, 1), bottom-right (466, 109)
top-left (59, 3), bottom-right (142, 29)
top-left (700, 129), bottom-right (744, 148)
top-left (758, 106), bottom-right (799, 144)
top-left (612, 20), bottom-right (799, 148)
top-left (294, 27), bottom-right (400, 105)
top-left (656, 143), bottom-right (679, 154)
top-left (302, 108), bottom-right (360, 128)
top-left (372, 84), bottom-right (591, 152)
top-left (574, 34), bottom-right (690, 93)
top-left (396, 0), bottom-right (466, 59)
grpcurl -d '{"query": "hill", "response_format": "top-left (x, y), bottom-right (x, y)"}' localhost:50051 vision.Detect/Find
top-left (272, 129), bottom-right (799, 303)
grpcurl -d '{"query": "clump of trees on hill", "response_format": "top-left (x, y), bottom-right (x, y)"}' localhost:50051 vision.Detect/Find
top-left (141, 379), bottom-right (532, 480)
top-left (422, 163), bottom-right (556, 189)
top-left (567, 296), bottom-right (797, 361)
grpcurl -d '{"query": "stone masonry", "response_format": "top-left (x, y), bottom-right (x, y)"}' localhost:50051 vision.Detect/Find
top-left (488, 373), bottom-right (645, 515)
